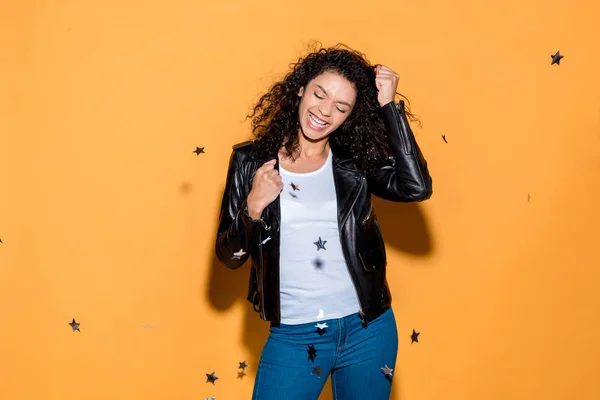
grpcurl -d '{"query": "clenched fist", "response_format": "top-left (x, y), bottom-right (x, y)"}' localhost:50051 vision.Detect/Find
top-left (246, 159), bottom-right (283, 219)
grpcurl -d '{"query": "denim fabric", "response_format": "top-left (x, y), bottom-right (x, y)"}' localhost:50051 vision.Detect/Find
top-left (252, 307), bottom-right (398, 399)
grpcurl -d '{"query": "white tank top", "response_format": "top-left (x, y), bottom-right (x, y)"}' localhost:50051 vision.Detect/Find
top-left (278, 149), bottom-right (361, 325)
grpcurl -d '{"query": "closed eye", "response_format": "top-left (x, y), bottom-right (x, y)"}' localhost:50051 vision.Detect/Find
top-left (313, 92), bottom-right (348, 113)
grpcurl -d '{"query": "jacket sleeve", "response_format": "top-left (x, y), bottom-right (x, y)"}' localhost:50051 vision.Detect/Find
top-left (215, 148), bottom-right (263, 270)
top-left (366, 100), bottom-right (433, 202)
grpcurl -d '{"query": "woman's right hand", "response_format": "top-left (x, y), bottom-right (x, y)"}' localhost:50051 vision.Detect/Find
top-left (246, 159), bottom-right (283, 219)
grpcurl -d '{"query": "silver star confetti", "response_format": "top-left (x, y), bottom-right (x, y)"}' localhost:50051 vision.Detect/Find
top-left (381, 365), bottom-right (393, 378)
top-left (69, 318), bottom-right (80, 332)
top-left (313, 237), bottom-right (327, 251)
top-left (232, 249), bottom-right (246, 259)
top-left (551, 50), bottom-right (564, 65)
top-left (315, 322), bottom-right (328, 336)
top-left (206, 371), bottom-right (218, 385)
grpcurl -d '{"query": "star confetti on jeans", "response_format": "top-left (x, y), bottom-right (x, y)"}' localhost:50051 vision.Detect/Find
top-left (381, 365), bottom-right (393, 378)
top-left (315, 322), bottom-right (328, 336)
top-left (313, 237), bottom-right (327, 251)
top-left (69, 318), bottom-right (80, 332)
top-left (232, 249), bottom-right (246, 259)
top-left (411, 329), bottom-right (420, 343)
top-left (206, 372), bottom-right (218, 385)
top-left (311, 366), bottom-right (323, 377)
top-left (307, 345), bottom-right (317, 362)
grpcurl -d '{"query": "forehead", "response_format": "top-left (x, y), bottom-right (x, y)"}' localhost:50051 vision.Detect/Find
top-left (310, 72), bottom-right (356, 100)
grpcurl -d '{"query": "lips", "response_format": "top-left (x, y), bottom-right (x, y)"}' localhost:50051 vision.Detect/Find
top-left (308, 112), bottom-right (329, 130)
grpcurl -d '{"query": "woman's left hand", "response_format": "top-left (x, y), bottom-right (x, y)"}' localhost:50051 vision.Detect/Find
top-left (375, 64), bottom-right (400, 107)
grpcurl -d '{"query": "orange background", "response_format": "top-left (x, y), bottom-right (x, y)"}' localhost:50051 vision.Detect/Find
top-left (1, 1), bottom-right (599, 399)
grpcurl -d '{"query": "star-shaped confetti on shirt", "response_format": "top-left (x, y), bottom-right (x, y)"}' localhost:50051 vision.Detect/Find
top-left (69, 318), bottom-right (80, 332)
top-left (206, 371), bottom-right (218, 385)
top-left (311, 366), bottom-right (323, 377)
top-left (316, 309), bottom-right (324, 320)
top-left (315, 322), bottom-right (328, 336)
top-left (307, 345), bottom-right (317, 362)
top-left (290, 182), bottom-right (300, 191)
top-left (194, 146), bottom-right (205, 155)
top-left (238, 361), bottom-right (248, 371)
top-left (551, 50), bottom-right (564, 65)
top-left (232, 249), bottom-right (246, 259)
top-left (411, 329), bottom-right (420, 344)
top-left (381, 365), bottom-right (393, 378)
top-left (313, 237), bottom-right (327, 251)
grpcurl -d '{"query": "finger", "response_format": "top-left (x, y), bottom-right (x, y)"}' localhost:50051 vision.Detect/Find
top-left (259, 160), bottom-right (277, 171)
top-left (375, 70), bottom-right (398, 78)
top-left (261, 159), bottom-right (277, 167)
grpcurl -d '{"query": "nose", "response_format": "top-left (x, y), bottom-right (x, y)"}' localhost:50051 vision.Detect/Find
top-left (318, 101), bottom-right (332, 117)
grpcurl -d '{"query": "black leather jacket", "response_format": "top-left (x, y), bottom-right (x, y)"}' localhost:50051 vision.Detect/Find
top-left (215, 100), bottom-right (432, 327)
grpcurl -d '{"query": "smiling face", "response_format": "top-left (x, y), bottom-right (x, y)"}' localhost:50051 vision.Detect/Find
top-left (297, 71), bottom-right (357, 142)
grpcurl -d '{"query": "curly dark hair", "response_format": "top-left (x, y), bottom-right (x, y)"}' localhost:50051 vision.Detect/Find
top-left (245, 41), bottom-right (421, 176)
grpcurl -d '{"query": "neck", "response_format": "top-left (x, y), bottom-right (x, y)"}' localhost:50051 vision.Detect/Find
top-left (295, 132), bottom-right (330, 160)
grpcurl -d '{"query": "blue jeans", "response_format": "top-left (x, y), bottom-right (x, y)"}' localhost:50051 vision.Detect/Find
top-left (252, 307), bottom-right (398, 399)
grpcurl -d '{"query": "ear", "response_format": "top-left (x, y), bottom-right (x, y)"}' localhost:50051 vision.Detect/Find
top-left (298, 86), bottom-right (304, 97)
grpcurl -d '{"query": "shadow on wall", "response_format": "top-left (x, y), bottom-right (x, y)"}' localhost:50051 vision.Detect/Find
top-left (205, 191), bottom-right (433, 400)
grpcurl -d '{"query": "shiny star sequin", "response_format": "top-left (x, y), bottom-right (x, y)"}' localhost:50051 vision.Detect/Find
top-left (316, 309), bottom-right (324, 320)
top-left (551, 51), bottom-right (564, 65)
top-left (313, 237), bottom-right (327, 251)
top-left (381, 365), bottom-right (393, 378)
top-left (206, 371), bottom-right (218, 385)
top-left (411, 329), bottom-right (420, 344)
top-left (232, 249), bottom-right (246, 259)
top-left (315, 322), bottom-right (328, 336)
top-left (69, 318), bottom-right (80, 332)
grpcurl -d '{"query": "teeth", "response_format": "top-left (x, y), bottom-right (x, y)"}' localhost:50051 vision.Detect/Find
top-left (310, 113), bottom-right (327, 126)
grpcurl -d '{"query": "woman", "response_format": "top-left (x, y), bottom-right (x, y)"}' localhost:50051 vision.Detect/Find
top-left (215, 43), bottom-right (432, 399)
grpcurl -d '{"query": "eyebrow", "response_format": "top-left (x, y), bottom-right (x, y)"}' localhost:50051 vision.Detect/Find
top-left (316, 85), bottom-right (353, 107)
